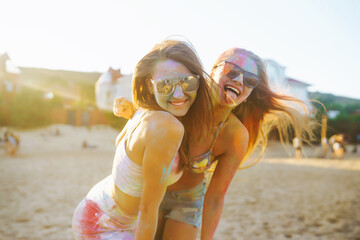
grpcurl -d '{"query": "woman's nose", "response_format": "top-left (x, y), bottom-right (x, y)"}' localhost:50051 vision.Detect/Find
top-left (233, 73), bottom-right (244, 85)
top-left (172, 85), bottom-right (184, 99)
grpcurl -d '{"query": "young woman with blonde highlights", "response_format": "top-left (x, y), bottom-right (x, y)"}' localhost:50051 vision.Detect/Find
top-left (72, 40), bottom-right (214, 240)
top-left (114, 47), bottom-right (315, 239)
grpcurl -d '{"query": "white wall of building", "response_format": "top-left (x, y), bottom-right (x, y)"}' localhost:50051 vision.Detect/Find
top-left (264, 59), bottom-right (311, 113)
top-left (95, 70), bottom-right (133, 111)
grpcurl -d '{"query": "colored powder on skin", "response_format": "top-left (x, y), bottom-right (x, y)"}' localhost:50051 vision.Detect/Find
top-left (160, 157), bottom-right (175, 183)
top-left (147, 122), bottom-right (169, 137)
top-left (166, 157), bottom-right (174, 177)
top-left (136, 211), bottom-right (150, 231)
top-left (160, 167), bottom-right (167, 183)
top-left (228, 54), bottom-right (258, 76)
top-left (155, 71), bottom-right (188, 81)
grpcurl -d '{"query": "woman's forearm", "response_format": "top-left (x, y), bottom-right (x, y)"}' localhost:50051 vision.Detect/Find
top-left (201, 197), bottom-right (225, 240)
top-left (134, 207), bottom-right (158, 240)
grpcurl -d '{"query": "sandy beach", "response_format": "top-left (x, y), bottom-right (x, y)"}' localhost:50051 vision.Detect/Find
top-left (0, 125), bottom-right (359, 240)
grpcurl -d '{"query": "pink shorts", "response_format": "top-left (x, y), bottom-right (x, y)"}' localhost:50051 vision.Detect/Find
top-left (72, 176), bottom-right (137, 240)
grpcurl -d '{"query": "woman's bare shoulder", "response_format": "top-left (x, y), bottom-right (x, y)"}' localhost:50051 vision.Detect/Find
top-left (142, 111), bottom-right (184, 137)
top-left (224, 113), bottom-right (249, 140)
top-left (143, 111), bottom-right (183, 126)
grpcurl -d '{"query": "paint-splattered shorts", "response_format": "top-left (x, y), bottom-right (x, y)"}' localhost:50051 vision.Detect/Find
top-left (72, 176), bottom-right (137, 240)
top-left (159, 180), bottom-right (206, 227)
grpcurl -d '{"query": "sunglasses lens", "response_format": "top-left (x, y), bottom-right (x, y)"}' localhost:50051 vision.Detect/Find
top-left (181, 75), bottom-right (199, 92)
top-left (155, 75), bottom-right (199, 95)
top-left (243, 72), bottom-right (260, 88)
top-left (223, 62), bottom-right (241, 79)
top-left (156, 79), bottom-right (174, 95)
top-left (221, 61), bottom-right (261, 88)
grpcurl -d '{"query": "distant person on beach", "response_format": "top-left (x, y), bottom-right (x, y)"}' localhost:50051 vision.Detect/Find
top-left (329, 134), bottom-right (345, 159)
top-left (55, 128), bottom-right (60, 136)
top-left (293, 137), bottom-right (302, 159)
top-left (3, 129), bottom-right (20, 156)
top-left (82, 140), bottom-right (97, 149)
top-left (72, 40), bottom-right (214, 239)
top-left (114, 47), bottom-right (315, 239)
top-left (355, 134), bottom-right (360, 154)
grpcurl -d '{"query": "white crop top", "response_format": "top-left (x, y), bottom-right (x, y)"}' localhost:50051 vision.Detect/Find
top-left (112, 109), bottom-right (183, 198)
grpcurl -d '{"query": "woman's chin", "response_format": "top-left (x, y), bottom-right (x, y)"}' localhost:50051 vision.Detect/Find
top-left (167, 107), bottom-right (189, 117)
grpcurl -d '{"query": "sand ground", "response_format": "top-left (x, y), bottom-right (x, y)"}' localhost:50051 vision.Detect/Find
top-left (0, 125), bottom-right (359, 240)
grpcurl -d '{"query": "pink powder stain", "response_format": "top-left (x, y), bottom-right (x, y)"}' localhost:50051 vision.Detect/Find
top-left (227, 53), bottom-right (258, 76)
top-left (80, 200), bottom-right (103, 237)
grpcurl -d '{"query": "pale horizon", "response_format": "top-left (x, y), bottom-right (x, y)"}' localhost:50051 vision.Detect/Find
top-left (1, 0), bottom-right (359, 99)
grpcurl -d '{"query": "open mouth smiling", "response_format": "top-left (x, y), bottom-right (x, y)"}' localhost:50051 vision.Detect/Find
top-left (224, 84), bottom-right (241, 102)
top-left (225, 85), bottom-right (240, 96)
top-left (169, 99), bottom-right (188, 106)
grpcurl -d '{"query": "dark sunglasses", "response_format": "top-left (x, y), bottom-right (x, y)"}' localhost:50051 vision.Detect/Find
top-left (151, 75), bottom-right (200, 96)
top-left (215, 61), bottom-right (261, 88)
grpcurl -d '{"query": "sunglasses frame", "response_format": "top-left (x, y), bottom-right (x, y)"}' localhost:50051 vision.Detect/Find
top-left (150, 75), bottom-right (200, 96)
top-left (215, 61), bottom-right (261, 88)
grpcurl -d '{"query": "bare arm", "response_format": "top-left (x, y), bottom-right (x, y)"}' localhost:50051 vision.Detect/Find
top-left (201, 121), bottom-right (249, 240)
top-left (134, 113), bottom-right (184, 240)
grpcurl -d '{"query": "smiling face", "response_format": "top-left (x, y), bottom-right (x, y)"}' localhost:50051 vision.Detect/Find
top-left (151, 59), bottom-right (197, 117)
top-left (212, 52), bottom-right (259, 108)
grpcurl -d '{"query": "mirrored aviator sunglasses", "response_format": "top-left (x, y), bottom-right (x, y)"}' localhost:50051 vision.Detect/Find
top-left (220, 61), bottom-right (261, 88)
top-left (152, 75), bottom-right (200, 96)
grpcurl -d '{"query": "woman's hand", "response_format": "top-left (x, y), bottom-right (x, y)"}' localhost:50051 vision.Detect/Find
top-left (113, 96), bottom-right (136, 119)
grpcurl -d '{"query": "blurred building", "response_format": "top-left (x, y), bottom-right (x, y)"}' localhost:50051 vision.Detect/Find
top-left (285, 77), bottom-right (312, 105)
top-left (0, 53), bottom-right (22, 125)
top-left (0, 53), bottom-right (21, 94)
top-left (264, 59), bottom-right (312, 112)
top-left (95, 67), bottom-right (132, 111)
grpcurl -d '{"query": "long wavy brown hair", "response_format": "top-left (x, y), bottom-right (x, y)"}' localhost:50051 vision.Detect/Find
top-left (133, 40), bottom-right (214, 165)
top-left (212, 48), bottom-right (317, 168)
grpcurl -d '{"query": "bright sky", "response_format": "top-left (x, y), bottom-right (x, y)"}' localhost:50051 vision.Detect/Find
top-left (1, 0), bottom-right (359, 99)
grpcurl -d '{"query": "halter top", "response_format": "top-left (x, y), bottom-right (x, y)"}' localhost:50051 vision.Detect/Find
top-left (112, 110), bottom-right (183, 197)
top-left (188, 121), bottom-right (225, 173)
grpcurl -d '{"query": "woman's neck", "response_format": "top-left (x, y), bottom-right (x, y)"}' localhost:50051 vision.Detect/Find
top-left (208, 82), bottom-right (234, 125)
top-left (213, 101), bottom-right (233, 125)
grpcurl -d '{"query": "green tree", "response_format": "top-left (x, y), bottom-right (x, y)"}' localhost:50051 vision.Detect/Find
top-left (8, 88), bottom-right (52, 128)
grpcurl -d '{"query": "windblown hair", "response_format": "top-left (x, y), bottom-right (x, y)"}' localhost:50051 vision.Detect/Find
top-left (213, 48), bottom-right (316, 168)
top-left (133, 40), bottom-right (214, 165)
